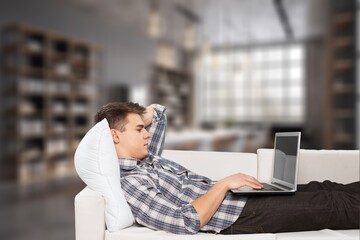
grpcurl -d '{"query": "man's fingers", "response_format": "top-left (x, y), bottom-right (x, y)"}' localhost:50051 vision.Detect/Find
top-left (252, 183), bottom-right (263, 189)
top-left (248, 181), bottom-right (263, 189)
top-left (246, 177), bottom-right (263, 189)
top-left (228, 173), bottom-right (263, 190)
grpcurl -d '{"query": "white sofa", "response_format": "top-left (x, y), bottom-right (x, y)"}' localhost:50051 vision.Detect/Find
top-left (75, 149), bottom-right (360, 240)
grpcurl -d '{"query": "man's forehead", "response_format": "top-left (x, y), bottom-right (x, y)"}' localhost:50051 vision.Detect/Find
top-left (126, 113), bottom-right (144, 126)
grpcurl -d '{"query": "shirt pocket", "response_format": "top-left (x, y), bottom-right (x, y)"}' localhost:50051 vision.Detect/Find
top-left (159, 162), bottom-right (188, 176)
top-left (187, 172), bottom-right (212, 185)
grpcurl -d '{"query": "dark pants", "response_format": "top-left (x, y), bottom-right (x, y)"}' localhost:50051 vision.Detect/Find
top-left (220, 181), bottom-right (360, 234)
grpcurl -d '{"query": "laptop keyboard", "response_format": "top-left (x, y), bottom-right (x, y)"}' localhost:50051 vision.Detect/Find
top-left (261, 183), bottom-right (283, 191)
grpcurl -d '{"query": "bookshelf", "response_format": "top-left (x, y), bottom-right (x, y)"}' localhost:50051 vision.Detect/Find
top-left (150, 65), bottom-right (193, 130)
top-left (0, 23), bottom-right (100, 183)
top-left (324, 2), bottom-right (356, 149)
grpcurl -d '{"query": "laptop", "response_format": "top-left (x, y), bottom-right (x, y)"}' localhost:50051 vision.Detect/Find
top-left (231, 132), bottom-right (301, 195)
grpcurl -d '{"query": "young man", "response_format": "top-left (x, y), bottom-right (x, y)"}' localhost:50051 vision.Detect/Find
top-left (94, 102), bottom-right (360, 235)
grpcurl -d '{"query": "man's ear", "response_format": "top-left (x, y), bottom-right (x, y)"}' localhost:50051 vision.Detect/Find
top-left (111, 129), bottom-right (121, 144)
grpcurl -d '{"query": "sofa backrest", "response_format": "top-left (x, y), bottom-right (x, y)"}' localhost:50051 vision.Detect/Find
top-left (162, 149), bottom-right (359, 184)
top-left (257, 148), bottom-right (360, 184)
top-left (162, 150), bottom-right (257, 181)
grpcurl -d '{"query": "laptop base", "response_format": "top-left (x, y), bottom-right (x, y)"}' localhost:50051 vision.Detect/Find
top-left (230, 188), bottom-right (296, 195)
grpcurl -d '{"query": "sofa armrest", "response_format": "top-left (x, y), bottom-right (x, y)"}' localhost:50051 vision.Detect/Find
top-left (75, 187), bottom-right (106, 240)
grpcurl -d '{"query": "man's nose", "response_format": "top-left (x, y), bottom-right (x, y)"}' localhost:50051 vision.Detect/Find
top-left (144, 130), bottom-right (151, 139)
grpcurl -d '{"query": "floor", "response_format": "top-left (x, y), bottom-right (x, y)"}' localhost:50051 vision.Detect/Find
top-left (0, 177), bottom-right (85, 240)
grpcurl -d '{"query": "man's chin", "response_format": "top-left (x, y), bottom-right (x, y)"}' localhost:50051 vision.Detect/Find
top-left (139, 151), bottom-right (149, 160)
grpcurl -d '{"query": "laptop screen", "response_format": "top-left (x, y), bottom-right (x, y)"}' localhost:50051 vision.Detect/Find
top-left (273, 133), bottom-right (300, 186)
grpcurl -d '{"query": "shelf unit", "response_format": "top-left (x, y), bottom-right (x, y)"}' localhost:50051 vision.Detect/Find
top-left (324, 2), bottom-right (356, 149)
top-left (0, 23), bottom-right (100, 183)
top-left (150, 65), bottom-right (193, 130)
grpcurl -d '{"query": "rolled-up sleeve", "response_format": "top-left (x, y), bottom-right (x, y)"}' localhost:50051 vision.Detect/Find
top-left (121, 176), bottom-right (200, 234)
top-left (146, 104), bottom-right (167, 156)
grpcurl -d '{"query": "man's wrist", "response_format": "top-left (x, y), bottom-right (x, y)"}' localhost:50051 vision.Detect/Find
top-left (143, 105), bottom-right (154, 127)
top-left (214, 179), bottom-right (230, 192)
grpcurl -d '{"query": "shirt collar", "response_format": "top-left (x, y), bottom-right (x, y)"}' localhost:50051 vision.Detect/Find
top-left (119, 154), bottom-right (156, 170)
top-left (119, 157), bottom-right (139, 170)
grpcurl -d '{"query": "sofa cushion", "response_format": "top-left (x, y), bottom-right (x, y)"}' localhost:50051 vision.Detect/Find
top-left (105, 224), bottom-right (276, 240)
top-left (74, 118), bottom-right (134, 231)
top-left (276, 229), bottom-right (359, 239)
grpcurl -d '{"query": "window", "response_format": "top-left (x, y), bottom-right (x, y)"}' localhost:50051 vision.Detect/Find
top-left (198, 44), bottom-right (305, 124)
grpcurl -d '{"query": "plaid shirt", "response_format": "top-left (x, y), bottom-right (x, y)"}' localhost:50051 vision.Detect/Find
top-left (120, 104), bottom-right (247, 234)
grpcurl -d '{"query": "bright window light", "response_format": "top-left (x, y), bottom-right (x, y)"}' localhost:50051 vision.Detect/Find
top-left (199, 44), bottom-right (305, 124)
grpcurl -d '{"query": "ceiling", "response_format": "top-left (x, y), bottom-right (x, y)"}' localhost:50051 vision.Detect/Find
top-left (66, 0), bottom-right (329, 47)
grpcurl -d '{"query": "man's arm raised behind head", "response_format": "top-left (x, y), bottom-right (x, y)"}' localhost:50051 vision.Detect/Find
top-left (144, 104), bottom-right (167, 156)
top-left (142, 105), bottom-right (154, 127)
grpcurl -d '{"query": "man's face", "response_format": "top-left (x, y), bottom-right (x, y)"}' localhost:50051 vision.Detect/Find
top-left (113, 113), bottom-right (151, 160)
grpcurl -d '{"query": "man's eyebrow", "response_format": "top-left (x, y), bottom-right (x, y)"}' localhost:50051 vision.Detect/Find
top-left (135, 124), bottom-right (145, 128)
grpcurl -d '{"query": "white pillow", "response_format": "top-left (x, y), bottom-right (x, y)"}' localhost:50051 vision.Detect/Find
top-left (74, 118), bottom-right (135, 231)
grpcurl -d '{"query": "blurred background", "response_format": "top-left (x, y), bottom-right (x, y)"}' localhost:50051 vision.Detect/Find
top-left (0, 0), bottom-right (359, 239)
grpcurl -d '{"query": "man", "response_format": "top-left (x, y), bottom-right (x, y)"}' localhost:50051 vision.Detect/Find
top-left (94, 102), bottom-right (360, 235)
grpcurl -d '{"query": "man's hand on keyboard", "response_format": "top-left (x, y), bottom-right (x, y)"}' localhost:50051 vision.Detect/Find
top-left (219, 173), bottom-right (264, 191)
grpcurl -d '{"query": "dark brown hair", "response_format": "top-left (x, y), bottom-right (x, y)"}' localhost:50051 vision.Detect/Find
top-left (94, 102), bottom-right (146, 131)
